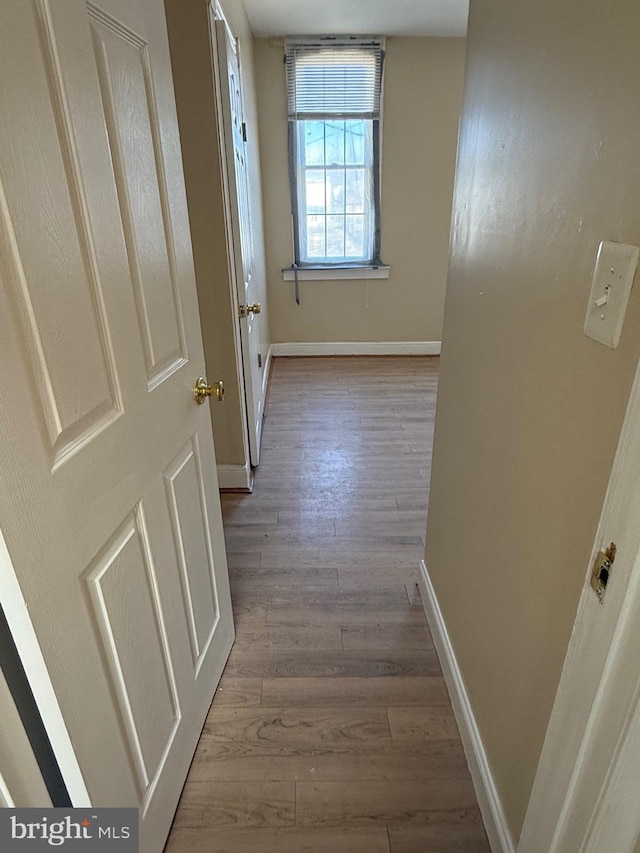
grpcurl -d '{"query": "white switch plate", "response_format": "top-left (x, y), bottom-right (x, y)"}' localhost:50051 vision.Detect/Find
top-left (584, 241), bottom-right (639, 349)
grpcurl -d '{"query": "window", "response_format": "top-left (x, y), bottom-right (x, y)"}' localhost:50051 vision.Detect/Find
top-left (285, 38), bottom-right (385, 268)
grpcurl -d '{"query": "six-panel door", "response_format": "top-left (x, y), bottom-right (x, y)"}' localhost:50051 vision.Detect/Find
top-left (0, 1), bottom-right (234, 850)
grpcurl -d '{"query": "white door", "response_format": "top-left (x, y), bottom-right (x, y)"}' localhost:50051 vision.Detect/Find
top-left (581, 691), bottom-right (640, 853)
top-left (214, 18), bottom-right (263, 466)
top-left (0, 2), bottom-right (234, 851)
top-left (519, 345), bottom-right (640, 852)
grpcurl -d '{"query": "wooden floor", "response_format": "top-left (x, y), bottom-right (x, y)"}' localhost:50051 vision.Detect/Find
top-left (165, 357), bottom-right (490, 853)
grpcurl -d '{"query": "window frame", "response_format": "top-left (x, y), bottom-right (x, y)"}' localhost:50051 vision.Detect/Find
top-left (285, 37), bottom-right (385, 271)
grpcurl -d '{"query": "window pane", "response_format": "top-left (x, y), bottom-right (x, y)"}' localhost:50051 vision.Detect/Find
top-left (324, 121), bottom-right (345, 166)
top-left (305, 170), bottom-right (325, 214)
top-left (303, 121), bottom-right (325, 166)
top-left (345, 120), bottom-right (365, 165)
top-left (306, 215), bottom-right (325, 257)
top-left (345, 215), bottom-right (365, 258)
top-left (326, 215), bottom-right (345, 257)
top-left (326, 170), bottom-right (345, 214)
top-left (346, 169), bottom-right (366, 213)
top-left (294, 118), bottom-right (376, 263)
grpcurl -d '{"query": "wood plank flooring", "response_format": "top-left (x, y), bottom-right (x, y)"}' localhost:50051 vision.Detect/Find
top-left (165, 357), bottom-right (490, 853)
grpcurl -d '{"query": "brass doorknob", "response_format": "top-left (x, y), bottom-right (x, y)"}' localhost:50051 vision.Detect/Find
top-left (194, 377), bottom-right (224, 404)
top-left (239, 303), bottom-right (261, 318)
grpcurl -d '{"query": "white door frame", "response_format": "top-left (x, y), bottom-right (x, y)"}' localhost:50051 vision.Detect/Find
top-left (207, 1), bottom-right (255, 470)
top-left (0, 659), bottom-right (52, 808)
top-left (0, 529), bottom-right (89, 806)
top-left (519, 349), bottom-right (640, 852)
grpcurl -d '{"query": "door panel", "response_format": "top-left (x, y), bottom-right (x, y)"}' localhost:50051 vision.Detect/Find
top-left (90, 6), bottom-right (188, 389)
top-left (0, 1), bottom-right (234, 850)
top-left (84, 506), bottom-right (180, 802)
top-left (164, 437), bottom-right (221, 672)
top-left (0, 1), bottom-right (123, 468)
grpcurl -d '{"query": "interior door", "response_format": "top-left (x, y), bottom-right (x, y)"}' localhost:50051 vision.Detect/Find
top-left (519, 331), bottom-right (640, 851)
top-left (0, 1), bottom-right (233, 850)
top-left (214, 18), bottom-right (263, 466)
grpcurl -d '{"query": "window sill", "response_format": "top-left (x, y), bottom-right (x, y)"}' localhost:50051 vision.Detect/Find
top-left (282, 265), bottom-right (390, 282)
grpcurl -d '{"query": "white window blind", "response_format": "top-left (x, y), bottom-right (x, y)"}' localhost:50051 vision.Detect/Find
top-left (286, 39), bottom-right (384, 120)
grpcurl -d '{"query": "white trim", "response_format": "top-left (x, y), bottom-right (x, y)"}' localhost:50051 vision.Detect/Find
top-left (282, 266), bottom-right (390, 281)
top-left (262, 343), bottom-right (273, 401)
top-left (582, 684), bottom-right (640, 852)
top-left (212, 0), bottom-right (235, 44)
top-left (0, 771), bottom-right (14, 808)
top-left (217, 463), bottom-right (252, 491)
top-left (418, 560), bottom-right (515, 853)
top-left (0, 530), bottom-right (91, 806)
top-left (271, 341), bottom-right (441, 357)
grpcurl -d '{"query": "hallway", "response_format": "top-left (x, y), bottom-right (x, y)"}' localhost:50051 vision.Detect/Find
top-left (165, 356), bottom-right (489, 852)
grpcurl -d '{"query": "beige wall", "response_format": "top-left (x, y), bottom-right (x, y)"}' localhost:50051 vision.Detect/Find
top-left (425, 0), bottom-right (640, 841)
top-left (165, 0), bottom-right (270, 467)
top-left (255, 38), bottom-right (466, 344)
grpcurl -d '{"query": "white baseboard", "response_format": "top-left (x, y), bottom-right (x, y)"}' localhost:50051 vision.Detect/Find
top-left (217, 463), bottom-right (252, 491)
top-left (418, 560), bottom-right (515, 853)
top-left (271, 341), bottom-right (441, 357)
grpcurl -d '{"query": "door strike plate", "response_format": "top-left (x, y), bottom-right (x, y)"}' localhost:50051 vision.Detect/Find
top-left (590, 542), bottom-right (616, 603)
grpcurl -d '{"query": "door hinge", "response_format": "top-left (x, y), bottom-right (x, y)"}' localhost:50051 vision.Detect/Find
top-left (591, 542), bottom-right (616, 603)
top-left (241, 121), bottom-right (247, 142)
top-left (258, 352), bottom-right (262, 368)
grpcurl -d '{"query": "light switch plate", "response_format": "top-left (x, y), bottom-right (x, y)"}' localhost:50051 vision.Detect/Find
top-left (584, 241), bottom-right (639, 349)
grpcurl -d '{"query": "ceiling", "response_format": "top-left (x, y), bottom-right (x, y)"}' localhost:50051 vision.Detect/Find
top-left (242, 0), bottom-right (469, 38)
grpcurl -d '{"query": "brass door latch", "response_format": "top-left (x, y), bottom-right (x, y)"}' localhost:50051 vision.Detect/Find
top-left (590, 542), bottom-right (616, 603)
top-left (194, 377), bottom-right (224, 404)
top-left (239, 303), bottom-right (261, 319)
